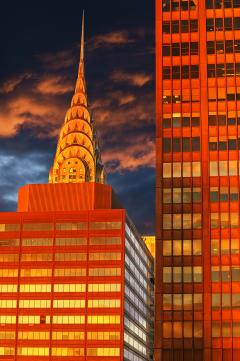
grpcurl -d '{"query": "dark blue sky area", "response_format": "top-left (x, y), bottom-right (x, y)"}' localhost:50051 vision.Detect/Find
top-left (0, 0), bottom-right (155, 234)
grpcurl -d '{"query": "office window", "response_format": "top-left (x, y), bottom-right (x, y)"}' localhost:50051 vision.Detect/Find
top-left (88, 268), bottom-right (121, 277)
top-left (89, 252), bottom-right (121, 261)
top-left (23, 223), bottom-right (53, 231)
top-left (163, 294), bottom-right (172, 310)
top-left (87, 315), bottom-right (120, 325)
top-left (193, 267), bottom-right (202, 282)
top-left (56, 222), bottom-right (87, 230)
top-left (87, 348), bottom-right (120, 357)
top-left (89, 236), bottom-right (121, 245)
top-left (163, 240), bottom-right (172, 256)
top-left (0, 239), bottom-right (19, 247)
top-left (52, 348), bottom-right (84, 356)
top-left (233, 295), bottom-right (240, 309)
top-left (212, 321), bottom-right (221, 337)
top-left (163, 267), bottom-right (172, 283)
top-left (55, 237), bottom-right (86, 246)
top-left (212, 294), bottom-right (220, 309)
top-left (222, 266), bottom-right (231, 282)
top-left (173, 240), bottom-right (182, 255)
top-left (88, 284), bottom-right (121, 292)
top-left (90, 221), bottom-right (121, 230)
top-left (232, 267), bottom-right (240, 282)
top-left (212, 266), bottom-right (220, 282)
top-left (87, 332), bottom-right (120, 340)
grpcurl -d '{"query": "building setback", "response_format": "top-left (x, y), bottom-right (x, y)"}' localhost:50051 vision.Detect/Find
top-left (155, 0), bottom-right (240, 360)
top-left (0, 15), bottom-right (154, 361)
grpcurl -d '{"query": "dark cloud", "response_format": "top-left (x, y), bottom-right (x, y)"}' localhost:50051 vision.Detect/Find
top-left (0, 0), bottom-right (155, 234)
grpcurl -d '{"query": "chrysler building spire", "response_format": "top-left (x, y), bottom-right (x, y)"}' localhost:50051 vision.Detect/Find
top-left (49, 13), bottom-right (105, 185)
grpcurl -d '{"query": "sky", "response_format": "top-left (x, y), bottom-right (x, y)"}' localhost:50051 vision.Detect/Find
top-left (0, 0), bottom-right (155, 234)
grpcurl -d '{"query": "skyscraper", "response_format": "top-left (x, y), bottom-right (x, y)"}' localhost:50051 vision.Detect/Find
top-left (155, 0), bottom-right (240, 360)
top-left (0, 15), bottom-right (154, 360)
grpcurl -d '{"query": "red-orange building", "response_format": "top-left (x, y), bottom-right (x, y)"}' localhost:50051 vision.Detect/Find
top-left (156, 0), bottom-right (240, 360)
top-left (0, 15), bottom-right (154, 360)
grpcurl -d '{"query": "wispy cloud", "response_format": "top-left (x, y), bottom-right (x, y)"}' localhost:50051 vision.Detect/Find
top-left (0, 73), bottom-right (32, 94)
top-left (103, 135), bottom-right (155, 172)
top-left (89, 30), bottom-right (134, 50)
top-left (0, 95), bottom-right (64, 137)
top-left (111, 70), bottom-right (152, 87)
top-left (37, 48), bottom-right (76, 71)
top-left (36, 75), bottom-right (73, 95)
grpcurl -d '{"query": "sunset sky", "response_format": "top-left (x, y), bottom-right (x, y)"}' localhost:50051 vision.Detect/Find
top-left (0, 0), bottom-right (155, 234)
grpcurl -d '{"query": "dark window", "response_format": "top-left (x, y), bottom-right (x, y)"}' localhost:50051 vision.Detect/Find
top-left (220, 192), bottom-right (228, 202)
top-left (183, 117), bottom-right (190, 127)
top-left (192, 137), bottom-right (200, 151)
top-left (181, 20), bottom-right (189, 32)
top-left (207, 41), bottom-right (215, 54)
top-left (209, 142), bottom-right (218, 151)
top-left (163, 45), bottom-right (171, 56)
top-left (234, 18), bottom-right (240, 30)
top-left (182, 66), bottom-right (190, 79)
top-left (224, 0), bottom-right (232, 7)
top-left (163, 0), bottom-right (170, 11)
top-left (163, 67), bottom-right (171, 79)
top-left (216, 18), bottom-right (223, 30)
top-left (225, 40), bottom-right (233, 53)
top-left (218, 115), bottom-right (227, 125)
top-left (172, 21), bottom-right (180, 33)
top-left (182, 138), bottom-right (191, 151)
top-left (216, 64), bottom-right (225, 77)
top-left (224, 17), bottom-right (232, 30)
top-left (190, 0), bottom-right (196, 9)
top-left (190, 42), bottom-right (198, 55)
top-left (181, 0), bottom-right (189, 10)
top-left (230, 193), bottom-right (239, 201)
top-left (233, 0), bottom-right (240, 7)
top-left (163, 22), bottom-right (171, 34)
top-left (206, 19), bottom-right (214, 31)
top-left (40, 316), bottom-right (46, 324)
top-left (227, 93), bottom-right (235, 101)
top-left (173, 95), bottom-right (181, 103)
top-left (216, 41), bottom-right (224, 54)
top-left (236, 63), bottom-right (240, 76)
top-left (192, 117), bottom-right (200, 127)
top-left (190, 20), bottom-right (198, 32)
top-left (163, 138), bottom-right (171, 152)
top-left (206, 0), bottom-right (214, 7)
top-left (209, 115), bottom-right (217, 125)
top-left (163, 118), bottom-right (171, 128)
top-left (215, 0), bottom-right (222, 8)
top-left (191, 65), bottom-right (199, 78)
top-left (228, 139), bottom-right (237, 150)
top-left (163, 95), bottom-right (172, 104)
top-left (208, 64), bottom-right (215, 78)
top-left (173, 117), bottom-right (181, 127)
top-left (173, 139), bottom-right (181, 152)
top-left (172, 66), bottom-right (181, 79)
top-left (228, 118), bottom-right (236, 125)
top-left (219, 141), bottom-right (227, 150)
top-left (172, 0), bottom-right (180, 11)
top-left (235, 40), bottom-right (240, 53)
top-left (226, 63), bottom-right (234, 76)
top-left (181, 42), bottom-right (189, 55)
top-left (172, 43), bottom-right (180, 56)
top-left (210, 191), bottom-right (218, 202)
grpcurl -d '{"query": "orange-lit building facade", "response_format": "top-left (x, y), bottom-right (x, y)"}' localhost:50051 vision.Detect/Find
top-left (0, 16), bottom-right (154, 361)
top-left (156, 0), bottom-right (240, 360)
top-left (0, 183), bottom-right (154, 360)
